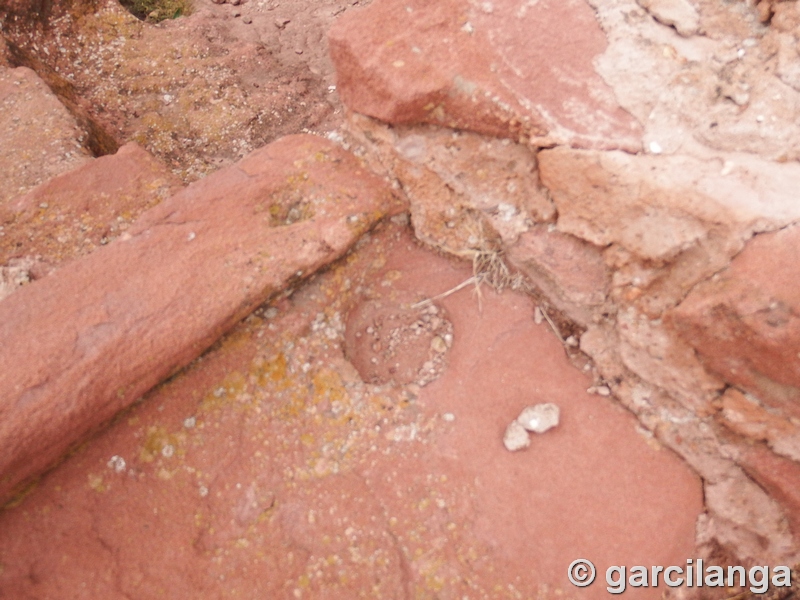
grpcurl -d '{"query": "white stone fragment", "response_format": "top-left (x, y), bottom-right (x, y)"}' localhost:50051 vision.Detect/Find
top-left (107, 455), bottom-right (126, 473)
top-left (516, 403), bottom-right (560, 434)
top-left (503, 420), bottom-right (530, 452)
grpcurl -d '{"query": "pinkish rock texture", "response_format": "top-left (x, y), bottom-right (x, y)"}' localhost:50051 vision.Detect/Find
top-left (0, 66), bottom-right (91, 206)
top-left (668, 224), bottom-right (800, 419)
top-left (329, 0), bottom-right (643, 151)
top-left (0, 223), bottom-right (702, 598)
top-left (332, 0), bottom-right (800, 567)
top-left (341, 117), bottom-right (555, 260)
top-left (2, 0), bottom-right (361, 181)
top-left (0, 142), bottom-right (182, 288)
top-left (739, 443), bottom-right (800, 539)
top-left (1, 0), bottom-right (799, 584)
top-left (0, 134), bottom-right (399, 504)
top-left (507, 225), bottom-right (610, 326)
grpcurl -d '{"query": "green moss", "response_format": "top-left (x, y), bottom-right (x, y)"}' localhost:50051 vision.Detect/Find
top-left (119, 0), bottom-right (192, 22)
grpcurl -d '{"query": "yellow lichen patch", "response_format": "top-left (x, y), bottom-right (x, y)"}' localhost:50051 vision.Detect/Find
top-left (312, 369), bottom-right (348, 408)
top-left (87, 473), bottom-right (107, 493)
top-left (139, 425), bottom-right (185, 463)
top-left (253, 352), bottom-right (289, 389)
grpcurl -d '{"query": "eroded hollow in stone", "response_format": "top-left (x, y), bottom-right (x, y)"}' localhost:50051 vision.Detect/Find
top-left (344, 295), bottom-right (453, 386)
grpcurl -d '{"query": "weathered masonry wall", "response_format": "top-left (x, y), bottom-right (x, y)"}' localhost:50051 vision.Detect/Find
top-left (330, 0), bottom-right (800, 566)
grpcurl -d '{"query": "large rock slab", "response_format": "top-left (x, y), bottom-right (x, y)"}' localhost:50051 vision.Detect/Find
top-left (668, 224), bottom-right (800, 418)
top-left (0, 134), bottom-right (400, 504)
top-left (0, 66), bottom-right (91, 207)
top-left (329, 0), bottom-right (642, 151)
top-left (0, 223), bottom-right (702, 598)
top-left (0, 142), bottom-right (182, 300)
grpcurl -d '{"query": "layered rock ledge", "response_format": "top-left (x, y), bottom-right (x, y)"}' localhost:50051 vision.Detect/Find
top-left (0, 134), bottom-right (399, 503)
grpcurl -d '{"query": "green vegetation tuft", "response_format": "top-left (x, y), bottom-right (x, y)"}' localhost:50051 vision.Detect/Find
top-left (119, 0), bottom-right (192, 22)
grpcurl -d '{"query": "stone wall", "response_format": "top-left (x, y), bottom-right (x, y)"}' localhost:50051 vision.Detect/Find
top-left (330, 0), bottom-right (800, 567)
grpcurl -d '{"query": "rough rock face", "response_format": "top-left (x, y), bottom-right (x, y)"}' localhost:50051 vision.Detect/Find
top-left (0, 134), bottom-right (399, 504)
top-left (331, 0), bottom-right (800, 568)
top-left (0, 142), bottom-right (182, 299)
top-left (507, 225), bottom-right (611, 327)
top-left (1, 0), bottom-right (365, 181)
top-left (0, 66), bottom-right (91, 207)
top-left (329, 0), bottom-right (642, 151)
top-left (669, 224), bottom-right (800, 420)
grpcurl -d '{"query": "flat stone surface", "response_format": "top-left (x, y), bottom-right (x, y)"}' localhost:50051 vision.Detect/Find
top-left (329, 0), bottom-right (643, 151)
top-left (0, 66), bottom-right (91, 207)
top-left (0, 134), bottom-right (399, 504)
top-left (668, 223), bottom-right (800, 418)
top-left (0, 142), bottom-right (182, 296)
top-left (0, 222), bottom-right (702, 598)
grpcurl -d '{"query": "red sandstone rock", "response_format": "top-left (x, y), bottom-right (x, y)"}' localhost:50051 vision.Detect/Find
top-left (0, 66), bottom-right (91, 206)
top-left (0, 134), bottom-right (400, 504)
top-left (0, 223), bottom-right (702, 598)
top-left (668, 224), bottom-right (800, 418)
top-left (738, 443), bottom-right (800, 538)
top-left (0, 142), bottom-right (182, 282)
top-left (507, 225), bottom-right (610, 326)
top-left (329, 0), bottom-right (643, 151)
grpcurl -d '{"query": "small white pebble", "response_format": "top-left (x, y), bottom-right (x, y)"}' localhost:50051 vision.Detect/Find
top-left (187, 231), bottom-right (196, 241)
top-left (516, 403), bottom-right (560, 434)
top-left (199, 485), bottom-right (209, 497)
top-left (533, 307), bottom-right (543, 325)
top-left (107, 455), bottom-right (126, 473)
top-left (162, 444), bottom-right (175, 458)
top-left (442, 412), bottom-right (455, 422)
top-left (649, 141), bottom-right (663, 154)
top-left (431, 336), bottom-right (447, 353)
top-left (596, 385), bottom-right (611, 396)
top-left (183, 416), bottom-right (196, 428)
top-left (503, 420), bottom-right (530, 452)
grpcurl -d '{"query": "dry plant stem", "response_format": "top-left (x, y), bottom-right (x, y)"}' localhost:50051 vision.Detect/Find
top-left (411, 276), bottom-right (478, 309)
top-left (539, 306), bottom-right (565, 344)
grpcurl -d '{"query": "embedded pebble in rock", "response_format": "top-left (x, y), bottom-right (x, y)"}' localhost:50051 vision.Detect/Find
top-left (503, 419), bottom-right (531, 452)
top-left (516, 403), bottom-right (560, 434)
